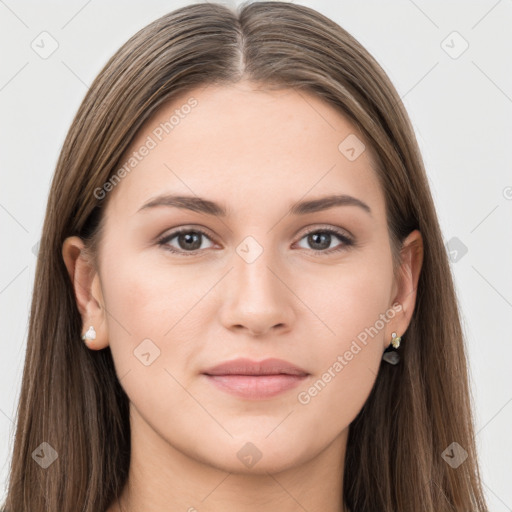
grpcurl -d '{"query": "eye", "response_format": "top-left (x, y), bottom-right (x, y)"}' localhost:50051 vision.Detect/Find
top-left (157, 225), bottom-right (354, 256)
top-left (295, 227), bottom-right (354, 254)
top-left (157, 228), bottom-right (215, 255)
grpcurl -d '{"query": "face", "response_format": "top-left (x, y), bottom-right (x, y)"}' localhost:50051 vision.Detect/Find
top-left (81, 81), bottom-right (410, 474)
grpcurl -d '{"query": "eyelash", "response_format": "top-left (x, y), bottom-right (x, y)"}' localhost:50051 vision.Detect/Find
top-left (156, 225), bottom-right (355, 257)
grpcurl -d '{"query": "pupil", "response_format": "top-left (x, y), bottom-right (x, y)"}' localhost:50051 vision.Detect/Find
top-left (309, 232), bottom-right (330, 250)
top-left (179, 232), bottom-right (201, 250)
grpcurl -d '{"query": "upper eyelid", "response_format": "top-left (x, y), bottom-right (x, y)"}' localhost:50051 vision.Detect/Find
top-left (300, 224), bottom-right (352, 238)
top-left (158, 224), bottom-right (352, 239)
top-left (157, 225), bottom-right (216, 243)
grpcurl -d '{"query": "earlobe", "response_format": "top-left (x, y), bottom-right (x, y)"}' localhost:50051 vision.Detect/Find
top-left (62, 236), bottom-right (109, 350)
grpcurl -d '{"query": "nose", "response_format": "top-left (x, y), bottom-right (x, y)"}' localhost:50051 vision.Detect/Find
top-left (218, 245), bottom-right (294, 337)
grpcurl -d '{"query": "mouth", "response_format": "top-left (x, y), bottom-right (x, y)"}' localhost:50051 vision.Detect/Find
top-left (201, 357), bottom-right (310, 400)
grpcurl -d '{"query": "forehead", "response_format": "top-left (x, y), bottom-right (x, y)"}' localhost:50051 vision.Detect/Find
top-left (106, 81), bottom-right (385, 220)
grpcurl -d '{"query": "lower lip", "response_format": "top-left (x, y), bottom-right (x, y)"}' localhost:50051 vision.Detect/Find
top-left (203, 374), bottom-right (308, 399)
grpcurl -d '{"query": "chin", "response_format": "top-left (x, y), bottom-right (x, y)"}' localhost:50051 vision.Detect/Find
top-left (192, 435), bottom-right (313, 476)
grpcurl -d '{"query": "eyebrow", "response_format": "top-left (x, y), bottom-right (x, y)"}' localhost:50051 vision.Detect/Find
top-left (137, 193), bottom-right (372, 217)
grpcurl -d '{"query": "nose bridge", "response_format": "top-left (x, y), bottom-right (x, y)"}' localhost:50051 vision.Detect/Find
top-left (219, 233), bottom-right (293, 334)
top-left (236, 238), bottom-right (277, 296)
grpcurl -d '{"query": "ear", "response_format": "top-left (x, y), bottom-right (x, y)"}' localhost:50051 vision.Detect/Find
top-left (62, 236), bottom-right (109, 350)
top-left (385, 229), bottom-right (424, 349)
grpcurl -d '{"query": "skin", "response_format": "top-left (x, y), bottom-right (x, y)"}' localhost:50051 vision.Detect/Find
top-left (63, 80), bottom-right (423, 512)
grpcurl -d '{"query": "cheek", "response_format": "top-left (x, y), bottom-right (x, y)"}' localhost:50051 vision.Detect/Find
top-left (308, 244), bottom-right (394, 351)
top-left (101, 246), bottom-right (203, 332)
top-left (294, 249), bottom-right (394, 415)
top-left (334, 265), bottom-right (393, 346)
top-left (99, 248), bottom-right (220, 377)
top-left (99, 251), bottom-right (205, 422)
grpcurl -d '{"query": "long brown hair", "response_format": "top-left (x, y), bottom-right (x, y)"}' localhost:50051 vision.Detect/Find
top-left (1, 2), bottom-right (488, 511)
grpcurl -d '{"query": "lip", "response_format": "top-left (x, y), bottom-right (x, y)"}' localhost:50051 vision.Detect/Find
top-left (202, 357), bottom-right (309, 399)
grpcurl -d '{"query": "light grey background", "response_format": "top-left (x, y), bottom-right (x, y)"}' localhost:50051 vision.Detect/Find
top-left (1, 0), bottom-right (511, 509)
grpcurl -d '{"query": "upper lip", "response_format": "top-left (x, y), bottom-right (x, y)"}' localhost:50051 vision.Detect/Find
top-left (202, 357), bottom-right (309, 376)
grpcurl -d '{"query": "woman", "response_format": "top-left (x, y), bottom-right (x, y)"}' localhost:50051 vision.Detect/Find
top-left (1, 2), bottom-right (489, 511)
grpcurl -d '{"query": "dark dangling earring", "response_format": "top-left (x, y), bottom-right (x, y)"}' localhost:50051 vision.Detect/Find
top-left (382, 331), bottom-right (402, 365)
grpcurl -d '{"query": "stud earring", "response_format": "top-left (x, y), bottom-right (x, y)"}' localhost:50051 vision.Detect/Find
top-left (81, 325), bottom-right (96, 342)
top-left (391, 331), bottom-right (401, 349)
